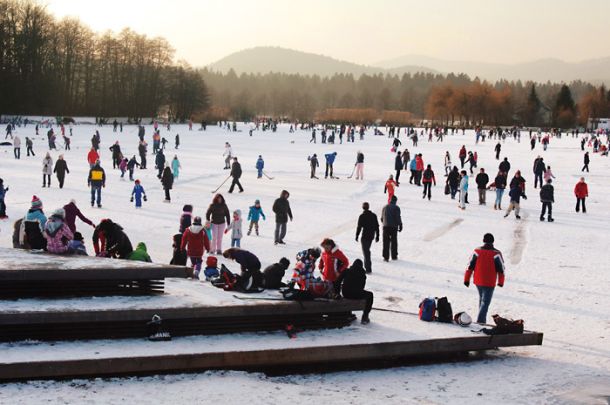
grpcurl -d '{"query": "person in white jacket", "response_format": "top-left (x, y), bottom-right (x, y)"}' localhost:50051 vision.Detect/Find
top-left (224, 209), bottom-right (243, 248)
top-left (223, 142), bottom-right (233, 169)
top-left (42, 152), bottom-right (53, 187)
top-left (13, 135), bottom-right (21, 159)
top-left (459, 170), bottom-right (469, 210)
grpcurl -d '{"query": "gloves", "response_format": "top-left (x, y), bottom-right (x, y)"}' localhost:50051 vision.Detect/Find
top-left (464, 281), bottom-right (470, 287)
top-left (397, 225), bottom-right (403, 232)
top-left (130, 197), bottom-right (134, 202)
top-left (522, 194), bottom-right (527, 200)
top-left (498, 284), bottom-right (504, 288)
top-left (355, 237), bottom-right (359, 242)
top-left (375, 237), bottom-right (379, 243)
top-left (143, 195), bottom-right (147, 201)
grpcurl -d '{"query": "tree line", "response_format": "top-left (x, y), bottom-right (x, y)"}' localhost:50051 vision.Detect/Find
top-left (0, 0), bottom-right (209, 120)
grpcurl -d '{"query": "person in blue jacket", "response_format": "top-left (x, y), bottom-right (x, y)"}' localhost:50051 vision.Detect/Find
top-left (130, 179), bottom-right (147, 208)
top-left (409, 158), bottom-right (418, 184)
top-left (325, 152), bottom-right (337, 179)
top-left (247, 199), bottom-right (266, 235)
top-left (256, 155), bottom-right (264, 178)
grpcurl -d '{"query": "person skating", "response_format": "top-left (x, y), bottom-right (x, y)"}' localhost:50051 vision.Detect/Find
top-left (446, 166), bottom-right (460, 199)
top-left (155, 150), bottom-right (165, 179)
top-left (127, 156), bottom-right (140, 181)
top-left (415, 153), bottom-right (424, 185)
top-left (356, 202), bottom-right (379, 273)
top-left (493, 171), bottom-right (507, 210)
top-left (336, 259), bottom-right (374, 324)
top-left (394, 151), bottom-right (403, 184)
top-left (13, 135), bottom-right (21, 159)
top-left (224, 209), bottom-right (243, 248)
top-left (180, 216), bottom-right (211, 278)
top-left (42, 152), bottom-right (53, 188)
top-left (109, 141), bottom-right (122, 169)
top-left (247, 199), bottom-right (266, 236)
top-left (0, 179), bottom-right (8, 219)
top-left (464, 233), bottom-right (505, 324)
top-left (172, 155), bottom-right (181, 179)
top-left (384, 174), bottom-right (398, 203)
top-left (43, 208), bottom-right (74, 254)
top-left (206, 193), bottom-right (231, 254)
top-left (119, 158), bottom-right (128, 179)
top-left (92, 219), bottom-right (133, 259)
top-left (87, 147), bottom-right (99, 169)
top-left (256, 155), bottom-right (264, 178)
top-left (574, 177), bottom-right (588, 213)
top-left (25, 137), bottom-right (35, 157)
top-left (539, 179), bottom-right (554, 222)
top-left (324, 152), bottom-right (337, 179)
top-left (223, 142), bottom-right (232, 169)
top-left (381, 195), bottom-right (402, 262)
top-left (228, 157), bottom-right (243, 193)
top-left (459, 145), bottom-right (467, 168)
top-left (582, 152), bottom-right (590, 172)
top-left (319, 238), bottom-right (349, 286)
top-left (131, 179), bottom-right (147, 208)
top-left (62, 199), bottom-right (94, 233)
top-left (499, 157), bottom-right (511, 177)
top-left (504, 181), bottom-right (525, 219)
top-left (355, 151), bottom-right (364, 180)
top-left (53, 154), bottom-right (69, 189)
top-left (459, 170), bottom-right (469, 210)
top-left (533, 156), bottom-right (546, 189)
top-left (87, 160), bottom-right (106, 208)
top-left (494, 142), bottom-right (501, 160)
top-left (138, 141), bottom-right (147, 169)
top-left (543, 165), bottom-right (555, 183)
top-left (272, 189), bottom-right (292, 245)
top-left (443, 151), bottom-right (451, 175)
top-left (422, 164), bottom-right (436, 200)
top-left (308, 153), bottom-right (319, 179)
top-left (175, 133), bottom-right (180, 149)
top-left (161, 165), bottom-right (173, 202)
top-left (475, 168), bottom-right (489, 205)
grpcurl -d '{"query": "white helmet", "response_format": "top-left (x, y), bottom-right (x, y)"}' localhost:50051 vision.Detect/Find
top-left (454, 312), bottom-right (472, 326)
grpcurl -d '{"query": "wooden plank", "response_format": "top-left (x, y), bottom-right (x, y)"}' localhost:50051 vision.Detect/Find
top-left (0, 332), bottom-right (544, 381)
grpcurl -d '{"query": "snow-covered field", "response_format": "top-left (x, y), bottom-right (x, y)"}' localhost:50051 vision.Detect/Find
top-left (0, 123), bottom-right (608, 404)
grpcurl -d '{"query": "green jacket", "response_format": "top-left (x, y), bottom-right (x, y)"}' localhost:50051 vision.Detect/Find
top-left (128, 242), bottom-right (152, 262)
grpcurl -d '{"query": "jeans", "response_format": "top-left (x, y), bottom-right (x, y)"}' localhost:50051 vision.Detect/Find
top-left (91, 186), bottom-right (102, 206)
top-left (43, 174), bottom-right (51, 187)
top-left (382, 226), bottom-right (398, 260)
top-left (478, 188), bottom-right (486, 204)
top-left (211, 223), bottom-right (226, 252)
top-left (0, 198), bottom-right (6, 216)
top-left (325, 163), bottom-right (333, 178)
top-left (361, 237), bottom-right (373, 272)
top-left (541, 202), bottom-right (552, 219)
top-left (476, 285), bottom-right (495, 324)
top-left (275, 222), bottom-right (287, 243)
top-left (450, 185), bottom-right (458, 199)
top-left (14, 147), bottom-right (20, 159)
top-left (495, 189), bottom-right (504, 208)
top-left (423, 182), bottom-right (432, 199)
top-left (231, 238), bottom-right (240, 248)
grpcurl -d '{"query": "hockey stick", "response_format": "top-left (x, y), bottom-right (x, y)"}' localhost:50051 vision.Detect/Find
top-left (262, 171), bottom-right (274, 180)
top-left (211, 175), bottom-right (231, 193)
top-left (347, 164), bottom-right (356, 179)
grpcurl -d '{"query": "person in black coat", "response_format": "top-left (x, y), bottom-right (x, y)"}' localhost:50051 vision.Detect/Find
top-left (381, 195), bottom-right (402, 261)
top-left (272, 190), bottom-right (292, 245)
top-left (170, 233), bottom-right (187, 266)
top-left (92, 219), bottom-right (133, 258)
top-left (355, 202), bottom-right (379, 273)
top-left (161, 165), bottom-right (173, 202)
top-left (155, 150), bottom-right (165, 178)
top-left (228, 157), bottom-right (243, 193)
top-left (138, 142), bottom-right (147, 169)
top-left (582, 152), bottom-right (590, 172)
top-left (446, 166), bottom-right (460, 199)
top-left (53, 155), bottom-right (69, 189)
top-left (475, 168), bottom-right (489, 205)
top-left (336, 259), bottom-right (374, 324)
top-left (539, 179), bottom-right (555, 222)
top-left (499, 157), bottom-right (511, 176)
top-left (127, 156), bottom-right (140, 181)
top-left (263, 257), bottom-right (290, 289)
top-left (533, 156), bottom-right (546, 188)
top-left (223, 248), bottom-right (263, 291)
top-left (109, 142), bottom-right (122, 169)
top-left (394, 151), bottom-right (403, 184)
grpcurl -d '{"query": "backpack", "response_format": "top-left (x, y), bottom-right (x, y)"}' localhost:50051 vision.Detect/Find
top-left (419, 298), bottom-right (436, 321)
top-left (482, 315), bottom-right (524, 335)
top-left (211, 264), bottom-right (238, 290)
top-left (436, 297), bottom-right (453, 323)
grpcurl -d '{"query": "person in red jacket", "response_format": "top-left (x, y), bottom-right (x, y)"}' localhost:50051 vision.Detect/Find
top-left (464, 233), bottom-right (505, 324)
top-left (415, 153), bottom-right (424, 185)
top-left (574, 177), bottom-right (589, 213)
top-left (180, 216), bottom-right (211, 278)
top-left (319, 238), bottom-right (349, 284)
top-left (458, 145), bottom-right (467, 168)
top-left (384, 175), bottom-right (398, 203)
top-left (87, 148), bottom-right (99, 168)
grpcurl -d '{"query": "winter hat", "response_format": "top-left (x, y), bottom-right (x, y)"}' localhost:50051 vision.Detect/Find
top-left (135, 179), bottom-right (141, 184)
top-left (52, 208), bottom-right (65, 218)
top-left (454, 312), bottom-right (472, 326)
top-left (73, 232), bottom-right (84, 242)
top-left (193, 216), bottom-right (202, 226)
top-left (391, 195), bottom-right (398, 203)
top-left (183, 204), bottom-right (193, 212)
top-left (31, 195), bottom-right (43, 210)
top-left (483, 233), bottom-right (495, 244)
top-left (254, 199), bottom-right (260, 205)
top-left (279, 257), bottom-right (290, 268)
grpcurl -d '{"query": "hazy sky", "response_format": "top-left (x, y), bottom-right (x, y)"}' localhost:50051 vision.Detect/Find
top-left (46, 0), bottom-right (610, 67)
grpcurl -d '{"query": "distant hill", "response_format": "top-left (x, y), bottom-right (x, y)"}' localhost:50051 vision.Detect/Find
top-left (208, 46), bottom-right (437, 77)
top-left (374, 54), bottom-right (610, 84)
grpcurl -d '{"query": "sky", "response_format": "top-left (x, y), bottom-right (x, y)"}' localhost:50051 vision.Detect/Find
top-left (45, 0), bottom-right (610, 67)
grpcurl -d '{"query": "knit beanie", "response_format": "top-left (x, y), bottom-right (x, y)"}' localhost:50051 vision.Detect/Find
top-left (31, 195), bottom-right (42, 210)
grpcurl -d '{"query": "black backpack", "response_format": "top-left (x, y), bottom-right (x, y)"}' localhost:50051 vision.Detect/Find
top-left (436, 297), bottom-right (453, 323)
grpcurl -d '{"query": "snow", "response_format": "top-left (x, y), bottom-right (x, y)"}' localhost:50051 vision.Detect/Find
top-left (0, 123), bottom-right (609, 404)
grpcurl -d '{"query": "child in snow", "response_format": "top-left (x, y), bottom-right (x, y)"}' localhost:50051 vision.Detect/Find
top-left (256, 155), bottom-right (264, 178)
top-left (225, 209), bottom-right (243, 248)
top-left (180, 216), bottom-right (211, 278)
top-left (119, 157), bottom-right (128, 179)
top-left (0, 178), bottom-right (8, 219)
top-left (179, 204), bottom-right (193, 233)
top-left (172, 155), bottom-right (181, 179)
top-left (175, 134), bottom-right (180, 149)
top-left (247, 199), bottom-right (266, 236)
top-left (384, 175), bottom-right (398, 203)
top-left (67, 232), bottom-right (88, 255)
top-left (203, 256), bottom-right (220, 280)
top-left (170, 233), bottom-right (187, 266)
top-left (43, 208), bottom-right (74, 254)
top-left (130, 179), bottom-right (147, 208)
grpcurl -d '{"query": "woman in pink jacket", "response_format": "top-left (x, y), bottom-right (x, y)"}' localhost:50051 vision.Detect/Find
top-left (43, 208), bottom-right (74, 254)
